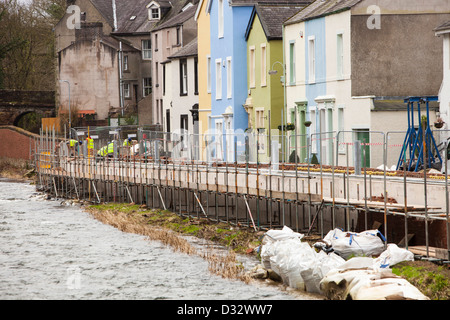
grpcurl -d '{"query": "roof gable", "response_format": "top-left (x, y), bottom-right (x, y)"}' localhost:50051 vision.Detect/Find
top-left (245, 2), bottom-right (313, 40)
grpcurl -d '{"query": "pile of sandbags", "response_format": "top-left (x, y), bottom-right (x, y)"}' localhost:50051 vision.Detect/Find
top-left (259, 226), bottom-right (424, 299)
top-left (320, 256), bottom-right (428, 300)
top-left (260, 226), bottom-right (346, 294)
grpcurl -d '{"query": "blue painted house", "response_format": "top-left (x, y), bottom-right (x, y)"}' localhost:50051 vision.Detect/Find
top-left (206, 0), bottom-right (255, 162)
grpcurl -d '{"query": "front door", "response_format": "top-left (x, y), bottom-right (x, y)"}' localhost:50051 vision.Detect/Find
top-left (356, 129), bottom-right (370, 168)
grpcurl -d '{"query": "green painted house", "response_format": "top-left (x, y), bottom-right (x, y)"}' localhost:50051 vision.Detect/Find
top-left (244, 2), bottom-right (311, 162)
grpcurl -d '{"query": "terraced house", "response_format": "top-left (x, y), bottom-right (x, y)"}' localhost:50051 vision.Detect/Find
top-left (149, 0), bottom-right (199, 129)
top-left (244, 1), bottom-right (312, 162)
top-left (283, 0), bottom-right (450, 168)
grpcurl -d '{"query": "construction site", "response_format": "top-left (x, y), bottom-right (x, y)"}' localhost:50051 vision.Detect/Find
top-left (33, 119), bottom-right (450, 265)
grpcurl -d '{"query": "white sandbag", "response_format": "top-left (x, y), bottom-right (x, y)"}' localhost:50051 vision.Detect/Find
top-left (320, 257), bottom-right (429, 300)
top-left (262, 226), bottom-right (304, 243)
top-left (300, 251), bottom-right (346, 294)
top-left (373, 244), bottom-right (414, 270)
top-left (324, 228), bottom-right (385, 260)
top-left (260, 226), bottom-right (304, 270)
top-left (267, 238), bottom-right (304, 283)
top-left (285, 242), bottom-right (317, 290)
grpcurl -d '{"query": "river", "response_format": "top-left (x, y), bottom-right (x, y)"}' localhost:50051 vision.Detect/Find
top-left (0, 178), bottom-right (320, 300)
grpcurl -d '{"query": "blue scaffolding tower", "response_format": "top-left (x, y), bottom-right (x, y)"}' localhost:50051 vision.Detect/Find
top-left (397, 96), bottom-right (442, 172)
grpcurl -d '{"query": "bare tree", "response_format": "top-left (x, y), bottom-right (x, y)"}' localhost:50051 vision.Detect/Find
top-left (0, 0), bottom-right (65, 90)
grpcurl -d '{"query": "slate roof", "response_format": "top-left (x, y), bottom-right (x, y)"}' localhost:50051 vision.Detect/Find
top-left (113, 0), bottom-right (158, 35)
top-left (88, 0), bottom-right (199, 35)
top-left (285, 0), bottom-right (362, 25)
top-left (151, 2), bottom-right (199, 31)
top-left (168, 38), bottom-right (198, 59)
top-left (248, 2), bottom-right (313, 40)
top-left (435, 20), bottom-right (450, 33)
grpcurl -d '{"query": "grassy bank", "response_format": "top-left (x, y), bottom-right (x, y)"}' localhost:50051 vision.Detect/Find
top-left (85, 203), bottom-right (261, 284)
top-left (0, 157), bottom-right (34, 181)
top-left (85, 202), bottom-right (449, 300)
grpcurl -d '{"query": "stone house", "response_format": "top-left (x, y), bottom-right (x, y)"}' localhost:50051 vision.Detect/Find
top-left (54, 0), bottom-right (155, 126)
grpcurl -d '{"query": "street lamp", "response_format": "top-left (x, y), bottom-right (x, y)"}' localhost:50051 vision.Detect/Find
top-left (59, 79), bottom-right (71, 132)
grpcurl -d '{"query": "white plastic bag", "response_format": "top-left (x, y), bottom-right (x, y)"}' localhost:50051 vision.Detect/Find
top-left (373, 244), bottom-right (414, 270)
top-left (262, 226), bottom-right (304, 243)
top-left (324, 228), bottom-right (385, 260)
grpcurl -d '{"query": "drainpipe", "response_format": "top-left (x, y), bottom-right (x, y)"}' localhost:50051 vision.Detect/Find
top-left (119, 41), bottom-right (124, 117)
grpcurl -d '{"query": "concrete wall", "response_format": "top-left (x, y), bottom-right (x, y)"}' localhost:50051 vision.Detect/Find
top-left (351, 13), bottom-right (450, 97)
top-left (54, 0), bottom-right (113, 53)
top-left (58, 39), bottom-right (120, 120)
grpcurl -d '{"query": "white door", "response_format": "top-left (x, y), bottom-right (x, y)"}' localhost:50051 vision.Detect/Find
top-left (215, 120), bottom-right (223, 161)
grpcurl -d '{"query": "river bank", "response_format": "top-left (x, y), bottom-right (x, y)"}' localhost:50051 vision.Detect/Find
top-left (0, 158), bottom-right (448, 300)
top-left (83, 202), bottom-right (449, 300)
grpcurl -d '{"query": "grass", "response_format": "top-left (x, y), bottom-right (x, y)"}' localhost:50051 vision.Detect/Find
top-left (85, 203), bottom-right (256, 283)
top-left (0, 158), bottom-right (34, 180)
top-left (392, 261), bottom-right (450, 300)
top-left (85, 202), bottom-right (450, 300)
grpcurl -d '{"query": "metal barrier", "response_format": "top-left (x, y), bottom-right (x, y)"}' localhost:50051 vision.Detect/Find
top-left (32, 125), bottom-right (450, 262)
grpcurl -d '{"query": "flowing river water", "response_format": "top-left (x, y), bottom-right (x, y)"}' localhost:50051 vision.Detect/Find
top-left (0, 178), bottom-right (321, 300)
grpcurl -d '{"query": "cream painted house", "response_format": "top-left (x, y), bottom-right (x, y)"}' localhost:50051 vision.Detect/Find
top-left (284, 0), bottom-right (449, 169)
top-left (435, 20), bottom-right (450, 144)
top-left (162, 39), bottom-right (199, 159)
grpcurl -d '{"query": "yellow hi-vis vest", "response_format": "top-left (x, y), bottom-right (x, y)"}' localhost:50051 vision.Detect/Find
top-left (97, 146), bottom-right (107, 156)
top-left (123, 139), bottom-right (131, 147)
top-left (69, 139), bottom-right (78, 147)
top-left (107, 142), bottom-right (114, 154)
top-left (86, 137), bottom-right (94, 149)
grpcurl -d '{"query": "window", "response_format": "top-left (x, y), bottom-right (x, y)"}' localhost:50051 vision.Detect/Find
top-left (180, 59), bottom-right (188, 96)
top-left (215, 59), bottom-right (222, 100)
top-left (260, 44), bottom-right (267, 87)
top-left (249, 46), bottom-right (255, 88)
top-left (337, 33), bottom-right (343, 80)
top-left (308, 36), bottom-right (315, 83)
top-left (123, 55), bottom-right (129, 71)
top-left (194, 58), bottom-right (198, 95)
top-left (226, 57), bottom-right (232, 99)
top-left (255, 108), bottom-right (264, 128)
top-left (176, 27), bottom-right (181, 46)
top-left (155, 62), bottom-right (159, 86)
top-left (149, 7), bottom-right (160, 20)
top-left (154, 33), bottom-right (158, 51)
top-left (163, 64), bottom-right (166, 95)
top-left (289, 41), bottom-right (295, 85)
top-left (142, 40), bottom-right (152, 60)
top-left (124, 83), bottom-right (130, 98)
top-left (207, 55), bottom-right (211, 93)
top-left (218, 0), bottom-right (224, 38)
top-left (166, 31), bottom-right (171, 55)
top-left (143, 77), bottom-right (152, 96)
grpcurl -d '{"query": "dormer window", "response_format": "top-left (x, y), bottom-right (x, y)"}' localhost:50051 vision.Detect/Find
top-left (150, 7), bottom-right (160, 19)
top-left (147, 2), bottom-right (161, 20)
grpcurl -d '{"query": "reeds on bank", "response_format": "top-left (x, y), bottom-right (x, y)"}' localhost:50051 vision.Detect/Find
top-left (87, 207), bottom-right (252, 283)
